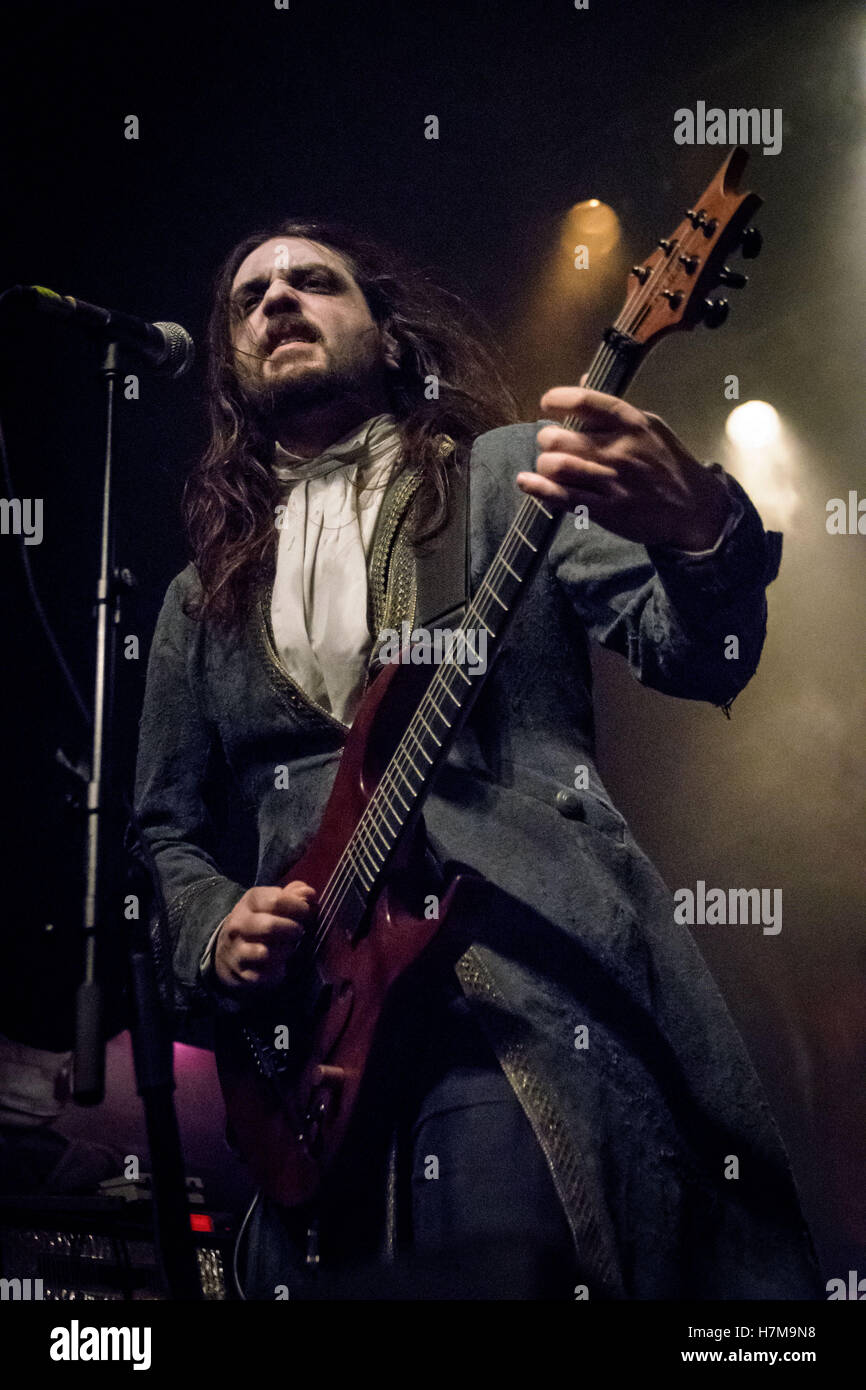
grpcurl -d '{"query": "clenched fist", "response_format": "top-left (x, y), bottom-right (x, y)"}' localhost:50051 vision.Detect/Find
top-left (214, 882), bottom-right (317, 992)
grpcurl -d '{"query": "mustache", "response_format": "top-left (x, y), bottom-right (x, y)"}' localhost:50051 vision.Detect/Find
top-left (263, 320), bottom-right (320, 353)
top-left (232, 322), bottom-right (321, 364)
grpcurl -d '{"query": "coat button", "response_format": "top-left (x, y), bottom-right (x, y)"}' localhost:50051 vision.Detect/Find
top-left (554, 788), bottom-right (583, 818)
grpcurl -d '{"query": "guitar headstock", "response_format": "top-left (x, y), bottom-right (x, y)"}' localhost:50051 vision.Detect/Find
top-left (621, 147), bottom-right (762, 346)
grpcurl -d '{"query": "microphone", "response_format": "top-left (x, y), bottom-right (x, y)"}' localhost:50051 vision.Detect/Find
top-left (7, 284), bottom-right (195, 378)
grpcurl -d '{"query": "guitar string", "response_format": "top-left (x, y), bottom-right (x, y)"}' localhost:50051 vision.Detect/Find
top-left (308, 295), bottom-right (662, 944)
top-left (306, 215), bottom-right (714, 951)
top-left (310, 331), bottom-right (643, 945)
top-left (303, 342), bottom-right (615, 952)
top-left (309, 206), bottom-right (722, 916)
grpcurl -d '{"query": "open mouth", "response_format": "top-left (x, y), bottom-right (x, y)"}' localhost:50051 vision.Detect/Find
top-left (268, 328), bottom-right (318, 355)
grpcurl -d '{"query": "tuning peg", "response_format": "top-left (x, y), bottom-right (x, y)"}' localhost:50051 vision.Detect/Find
top-left (718, 266), bottom-right (748, 289)
top-left (740, 226), bottom-right (763, 259)
top-left (702, 297), bottom-right (729, 328)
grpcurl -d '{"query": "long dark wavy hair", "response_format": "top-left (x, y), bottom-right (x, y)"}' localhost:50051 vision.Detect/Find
top-left (183, 219), bottom-right (520, 629)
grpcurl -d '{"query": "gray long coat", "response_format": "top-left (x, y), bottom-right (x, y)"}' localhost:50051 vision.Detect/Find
top-left (134, 422), bottom-right (820, 1299)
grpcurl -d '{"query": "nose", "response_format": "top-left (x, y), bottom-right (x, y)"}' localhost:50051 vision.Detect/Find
top-left (260, 274), bottom-right (302, 315)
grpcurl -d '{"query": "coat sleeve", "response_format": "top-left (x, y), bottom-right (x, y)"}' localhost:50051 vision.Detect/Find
top-left (134, 570), bottom-right (247, 1015)
top-left (546, 454), bottom-right (783, 708)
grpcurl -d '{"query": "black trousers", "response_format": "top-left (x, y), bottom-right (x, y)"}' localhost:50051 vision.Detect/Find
top-left (238, 969), bottom-right (577, 1300)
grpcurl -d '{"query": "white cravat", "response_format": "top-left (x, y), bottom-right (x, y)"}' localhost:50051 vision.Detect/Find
top-left (270, 413), bottom-right (403, 726)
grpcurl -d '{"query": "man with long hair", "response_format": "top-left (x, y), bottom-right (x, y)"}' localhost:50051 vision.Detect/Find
top-left (135, 220), bottom-right (819, 1299)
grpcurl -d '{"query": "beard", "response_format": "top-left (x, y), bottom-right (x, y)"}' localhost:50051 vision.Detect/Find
top-left (235, 346), bottom-right (381, 431)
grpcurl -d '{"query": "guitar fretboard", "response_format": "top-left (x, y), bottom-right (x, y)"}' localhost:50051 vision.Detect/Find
top-left (314, 324), bottom-right (644, 949)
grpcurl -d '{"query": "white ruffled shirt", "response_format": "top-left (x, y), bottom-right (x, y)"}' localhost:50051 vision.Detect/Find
top-left (270, 413), bottom-right (403, 726)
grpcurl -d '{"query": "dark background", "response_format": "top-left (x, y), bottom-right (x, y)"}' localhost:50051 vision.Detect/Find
top-left (0, 0), bottom-right (863, 1285)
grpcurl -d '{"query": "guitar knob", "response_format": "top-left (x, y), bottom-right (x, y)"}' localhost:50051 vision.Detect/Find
top-left (702, 297), bottom-right (729, 328)
top-left (740, 226), bottom-right (763, 259)
top-left (310, 1064), bottom-right (346, 1088)
top-left (718, 266), bottom-right (747, 289)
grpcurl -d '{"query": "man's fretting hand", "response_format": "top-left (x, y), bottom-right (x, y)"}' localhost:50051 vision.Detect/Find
top-left (214, 882), bottom-right (317, 992)
top-left (516, 386), bottom-right (732, 552)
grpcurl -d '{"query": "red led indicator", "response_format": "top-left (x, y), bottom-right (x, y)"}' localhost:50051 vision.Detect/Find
top-left (190, 1213), bottom-right (214, 1233)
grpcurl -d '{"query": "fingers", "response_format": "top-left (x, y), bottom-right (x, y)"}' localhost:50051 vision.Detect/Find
top-left (536, 425), bottom-right (622, 471)
top-left (516, 471), bottom-right (613, 512)
top-left (231, 914), bottom-right (308, 944)
top-left (218, 922), bottom-right (302, 989)
top-left (228, 937), bottom-right (298, 987)
top-left (244, 882), bottom-right (317, 918)
top-left (540, 386), bottom-right (646, 433)
top-left (215, 881), bottom-right (317, 991)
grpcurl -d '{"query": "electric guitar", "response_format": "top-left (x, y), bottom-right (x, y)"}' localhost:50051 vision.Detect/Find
top-left (215, 148), bottom-right (763, 1207)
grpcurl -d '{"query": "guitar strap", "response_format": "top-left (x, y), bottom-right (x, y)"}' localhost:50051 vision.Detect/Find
top-left (412, 446), bottom-right (470, 632)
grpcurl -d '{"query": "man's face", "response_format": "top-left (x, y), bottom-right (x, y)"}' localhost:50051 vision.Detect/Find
top-left (228, 236), bottom-right (395, 421)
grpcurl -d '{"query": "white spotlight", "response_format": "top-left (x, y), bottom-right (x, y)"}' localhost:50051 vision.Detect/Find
top-left (722, 401), bottom-right (801, 530)
top-left (725, 400), bottom-right (781, 449)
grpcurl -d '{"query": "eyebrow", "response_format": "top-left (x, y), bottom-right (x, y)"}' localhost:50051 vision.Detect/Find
top-left (230, 261), bottom-right (347, 308)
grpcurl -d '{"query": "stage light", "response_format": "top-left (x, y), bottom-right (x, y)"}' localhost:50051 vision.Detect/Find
top-left (559, 199), bottom-right (621, 261)
top-left (725, 400), bottom-right (781, 448)
top-left (721, 402), bottom-right (801, 530)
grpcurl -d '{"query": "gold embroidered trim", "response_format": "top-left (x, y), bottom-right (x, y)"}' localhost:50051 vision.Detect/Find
top-left (367, 465), bottom-right (422, 638)
top-left (455, 944), bottom-right (625, 1299)
top-left (255, 586), bottom-right (348, 735)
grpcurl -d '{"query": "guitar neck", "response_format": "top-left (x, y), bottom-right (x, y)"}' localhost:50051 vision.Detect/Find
top-left (337, 325), bottom-right (646, 916)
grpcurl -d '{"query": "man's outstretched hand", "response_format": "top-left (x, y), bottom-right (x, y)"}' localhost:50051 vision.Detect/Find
top-left (516, 385), bottom-right (732, 552)
top-left (214, 882), bottom-right (316, 992)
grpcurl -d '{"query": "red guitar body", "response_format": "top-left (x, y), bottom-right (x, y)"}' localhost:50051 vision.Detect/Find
top-left (214, 655), bottom-right (476, 1209)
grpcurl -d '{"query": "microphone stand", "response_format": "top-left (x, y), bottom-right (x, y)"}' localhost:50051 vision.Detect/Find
top-left (73, 339), bottom-right (201, 1300)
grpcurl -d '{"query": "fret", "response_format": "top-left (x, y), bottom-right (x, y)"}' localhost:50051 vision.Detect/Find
top-left (499, 558), bottom-right (522, 581)
top-left (428, 693), bottom-right (452, 723)
top-left (407, 732), bottom-right (434, 765)
top-left (481, 577), bottom-right (509, 607)
top-left (357, 837), bottom-right (383, 872)
top-left (392, 763), bottom-right (417, 799)
top-left (514, 526), bottom-right (536, 552)
top-left (348, 843), bottom-right (375, 889)
top-left (368, 820), bottom-right (391, 855)
top-left (417, 712), bottom-right (442, 746)
top-left (414, 722), bottom-right (439, 756)
top-left (389, 776), bottom-right (412, 811)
